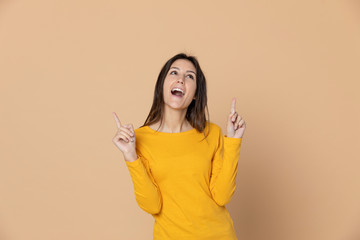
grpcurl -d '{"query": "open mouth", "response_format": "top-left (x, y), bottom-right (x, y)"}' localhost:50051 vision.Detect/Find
top-left (171, 88), bottom-right (185, 97)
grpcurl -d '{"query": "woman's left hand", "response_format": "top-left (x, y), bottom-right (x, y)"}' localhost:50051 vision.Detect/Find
top-left (226, 97), bottom-right (246, 138)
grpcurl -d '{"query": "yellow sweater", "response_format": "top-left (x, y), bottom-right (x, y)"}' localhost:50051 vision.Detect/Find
top-left (125, 122), bottom-right (242, 240)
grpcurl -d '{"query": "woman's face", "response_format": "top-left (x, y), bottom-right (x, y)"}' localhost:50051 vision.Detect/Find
top-left (163, 59), bottom-right (197, 111)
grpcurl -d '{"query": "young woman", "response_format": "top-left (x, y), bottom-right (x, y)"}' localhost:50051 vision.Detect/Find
top-left (112, 53), bottom-right (246, 240)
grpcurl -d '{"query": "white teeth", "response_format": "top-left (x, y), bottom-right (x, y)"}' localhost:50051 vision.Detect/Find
top-left (171, 88), bottom-right (185, 95)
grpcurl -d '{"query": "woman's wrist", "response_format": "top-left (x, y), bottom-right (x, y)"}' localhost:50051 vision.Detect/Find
top-left (123, 151), bottom-right (138, 162)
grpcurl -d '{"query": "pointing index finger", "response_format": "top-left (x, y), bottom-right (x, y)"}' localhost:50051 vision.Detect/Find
top-left (112, 112), bottom-right (122, 129)
top-left (230, 97), bottom-right (236, 114)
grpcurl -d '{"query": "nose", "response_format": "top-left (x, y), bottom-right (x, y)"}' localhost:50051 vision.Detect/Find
top-left (177, 76), bottom-right (184, 84)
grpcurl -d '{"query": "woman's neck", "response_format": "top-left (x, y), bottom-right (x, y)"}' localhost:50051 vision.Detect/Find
top-left (152, 106), bottom-right (193, 133)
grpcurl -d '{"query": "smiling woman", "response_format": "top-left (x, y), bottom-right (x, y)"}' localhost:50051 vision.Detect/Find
top-left (112, 53), bottom-right (246, 240)
top-left (143, 53), bottom-right (211, 136)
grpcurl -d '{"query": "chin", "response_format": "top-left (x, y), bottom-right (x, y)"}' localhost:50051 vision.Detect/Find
top-left (170, 105), bottom-right (188, 110)
top-left (166, 102), bottom-right (190, 110)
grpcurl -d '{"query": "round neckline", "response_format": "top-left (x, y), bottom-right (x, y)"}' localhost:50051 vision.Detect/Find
top-left (145, 125), bottom-right (197, 135)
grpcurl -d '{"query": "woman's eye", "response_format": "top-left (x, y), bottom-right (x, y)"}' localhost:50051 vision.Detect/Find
top-left (169, 71), bottom-right (194, 79)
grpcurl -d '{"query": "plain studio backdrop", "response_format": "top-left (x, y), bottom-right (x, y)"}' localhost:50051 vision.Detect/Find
top-left (0, 1), bottom-right (359, 240)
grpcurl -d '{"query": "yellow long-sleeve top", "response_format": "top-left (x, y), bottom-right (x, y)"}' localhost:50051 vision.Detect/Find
top-left (125, 122), bottom-right (242, 240)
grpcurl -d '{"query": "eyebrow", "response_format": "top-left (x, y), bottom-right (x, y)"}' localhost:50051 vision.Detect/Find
top-left (170, 67), bottom-right (196, 75)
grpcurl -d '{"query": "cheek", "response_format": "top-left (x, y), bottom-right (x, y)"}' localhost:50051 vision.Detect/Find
top-left (163, 80), bottom-right (169, 92)
top-left (163, 81), bottom-right (172, 99)
top-left (163, 78), bottom-right (172, 88)
top-left (188, 82), bottom-right (197, 94)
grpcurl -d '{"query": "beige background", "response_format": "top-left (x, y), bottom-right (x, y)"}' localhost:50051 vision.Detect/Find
top-left (1, 0), bottom-right (359, 240)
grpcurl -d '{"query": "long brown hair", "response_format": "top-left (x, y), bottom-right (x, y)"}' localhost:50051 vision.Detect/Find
top-left (141, 53), bottom-right (210, 140)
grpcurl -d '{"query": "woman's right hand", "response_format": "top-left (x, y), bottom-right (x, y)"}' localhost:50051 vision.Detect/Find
top-left (112, 112), bottom-right (138, 162)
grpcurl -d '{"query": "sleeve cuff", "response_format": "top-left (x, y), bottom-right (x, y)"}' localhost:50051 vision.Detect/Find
top-left (224, 137), bottom-right (242, 145)
top-left (125, 156), bottom-right (142, 168)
